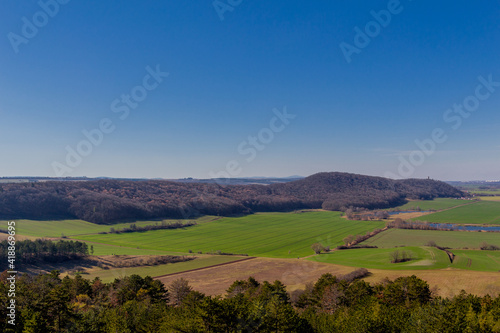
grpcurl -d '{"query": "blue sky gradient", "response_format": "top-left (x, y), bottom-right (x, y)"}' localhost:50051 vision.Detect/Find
top-left (1, 0), bottom-right (499, 180)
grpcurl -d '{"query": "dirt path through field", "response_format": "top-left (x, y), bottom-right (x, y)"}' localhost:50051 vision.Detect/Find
top-left (153, 256), bottom-right (256, 279)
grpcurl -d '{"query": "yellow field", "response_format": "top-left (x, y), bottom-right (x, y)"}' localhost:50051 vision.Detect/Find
top-left (480, 196), bottom-right (500, 202)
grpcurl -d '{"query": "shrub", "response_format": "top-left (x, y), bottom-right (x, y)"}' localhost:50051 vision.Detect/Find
top-left (426, 240), bottom-right (438, 247)
top-left (480, 242), bottom-right (500, 251)
top-left (311, 243), bottom-right (326, 254)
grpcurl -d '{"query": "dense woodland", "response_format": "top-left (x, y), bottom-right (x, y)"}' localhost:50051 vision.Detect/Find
top-left (0, 239), bottom-right (89, 269)
top-left (0, 172), bottom-right (463, 223)
top-left (1, 270), bottom-right (499, 332)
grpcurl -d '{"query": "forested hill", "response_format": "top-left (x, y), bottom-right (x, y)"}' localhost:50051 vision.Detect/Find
top-left (0, 172), bottom-right (464, 224)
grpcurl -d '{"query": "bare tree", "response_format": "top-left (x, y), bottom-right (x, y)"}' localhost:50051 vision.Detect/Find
top-left (311, 243), bottom-right (325, 255)
top-left (169, 278), bottom-right (192, 306)
top-left (390, 250), bottom-right (400, 263)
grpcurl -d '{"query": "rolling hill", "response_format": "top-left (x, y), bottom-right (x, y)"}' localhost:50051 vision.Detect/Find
top-left (0, 172), bottom-right (463, 223)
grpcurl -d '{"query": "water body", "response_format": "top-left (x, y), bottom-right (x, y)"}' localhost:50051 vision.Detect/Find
top-left (430, 223), bottom-right (500, 232)
top-left (388, 210), bottom-right (432, 215)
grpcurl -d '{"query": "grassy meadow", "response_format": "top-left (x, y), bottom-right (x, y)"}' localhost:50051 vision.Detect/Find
top-left (75, 212), bottom-right (385, 258)
top-left (76, 255), bottom-right (245, 283)
top-left (388, 198), bottom-right (470, 211)
top-left (4, 216), bottom-right (215, 238)
top-left (360, 228), bottom-right (500, 249)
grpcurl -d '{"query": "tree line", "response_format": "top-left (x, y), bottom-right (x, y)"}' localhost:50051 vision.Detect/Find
top-left (103, 221), bottom-right (196, 234)
top-left (1, 270), bottom-right (499, 332)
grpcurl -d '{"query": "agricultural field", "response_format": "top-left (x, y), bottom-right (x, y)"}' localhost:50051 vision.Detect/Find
top-left (480, 196), bottom-right (500, 202)
top-left (410, 201), bottom-right (500, 225)
top-left (155, 256), bottom-right (500, 297)
top-left (3, 216), bottom-right (214, 238)
top-left (77, 255), bottom-right (245, 283)
top-left (156, 257), bottom-right (357, 296)
top-left (361, 228), bottom-right (500, 249)
top-left (388, 198), bottom-right (471, 211)
top-left (309, 246), bottom-right (451, 270)
top-left (471, 189), bottom-right (500, 196)
top-left (309, 246), bottom-right (500, 272)
top-left (86, 242), bottom-right (191, 256)
top-left (75, 212), bottom-right (385, 258)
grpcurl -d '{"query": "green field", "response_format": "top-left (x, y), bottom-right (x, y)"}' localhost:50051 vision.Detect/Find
top-left (410, 201), bottom-right (500, 225)
top-left (310, 246), bottom-right (451, 270)
top-left (361, 228), bottom-right (500, 249)
top-left (4, 216), bottom-right (215, 238)
top-left (388, 198), bottom-right (470, 211)
top-left (452, 250), bottom-right (500, 271)
top-left (75, 212), bottom-right (385, 258)
top-left (471, 189), bottom-right (500, 195)
top-left (309, 246), bottom-right (500, 272)
top-left (77, 255), bottom-right (245, 283)
top-left (86, 242), bottom-right (192, 256)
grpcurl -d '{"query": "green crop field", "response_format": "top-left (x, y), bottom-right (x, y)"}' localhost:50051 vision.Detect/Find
top-left (309, 246), bottom-right (451, 270)
top-left (410, 201), bottom-right (500, 224)
top-left (3, 216), bottom-right (215, 238)
top-left (451, 250), bottom-right (500, 271)
top-left (388, 198), bottom-right (470, 211)
top-left (471, 189), bottom-right (500, 196)
top-left (74, 212), bottom-right (385, 258)
top-left (361, 228), bottom-right (500, 249)
top-left (76, 255), bottom-right (245, 283)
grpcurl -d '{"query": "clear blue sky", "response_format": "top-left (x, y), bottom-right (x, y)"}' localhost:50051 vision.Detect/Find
top-left (1, 0), bottom-right (499, 180)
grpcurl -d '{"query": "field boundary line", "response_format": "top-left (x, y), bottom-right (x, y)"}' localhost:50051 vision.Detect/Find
top-left (486, 254), bottom-right (500, 266)
top-left (152, 256), bottom-right (257, 279)
top-left (434, 200), bottom-right (479, 213)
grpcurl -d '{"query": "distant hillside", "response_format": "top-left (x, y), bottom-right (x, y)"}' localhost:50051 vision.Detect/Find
top-left (0, 172), bottom-right (464, 224)
top-left (170, 176), bottom-right (303, 185)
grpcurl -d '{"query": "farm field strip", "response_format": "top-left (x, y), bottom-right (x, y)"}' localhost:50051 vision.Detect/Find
top-left (471, 190), bottom-right (500, 195)
top-left (360, 228), bottom-right (500, 249)
top-left (480, 196), bottom-right (500, 202)
top-left (387, 198), bottom-right (472, 211)
top-left (310, 246), bottom-right (500, 272)
top-left (76, 212), bottom-right (385, 258)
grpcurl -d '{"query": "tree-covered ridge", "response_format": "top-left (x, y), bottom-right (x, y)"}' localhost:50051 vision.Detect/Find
top-left (0, 172), bottom-right (463, 223)
top-left (1, 270), bottom-right (499, 332)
